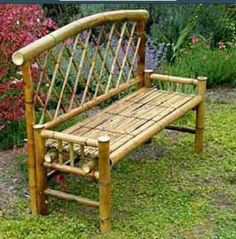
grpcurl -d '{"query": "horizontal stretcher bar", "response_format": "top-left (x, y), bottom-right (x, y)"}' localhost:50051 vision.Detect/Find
top-left (45, 188), bottom-right (99, 208)
top-left (165, 125), bottom-right (196, 134)
top-left (41, 130), bottom-right (98, 147)
top-left (44, 162), bottom-right (99, 180)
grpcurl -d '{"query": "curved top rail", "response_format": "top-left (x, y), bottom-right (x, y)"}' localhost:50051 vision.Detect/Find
top-left (12, 10), bottom-right (149, 66)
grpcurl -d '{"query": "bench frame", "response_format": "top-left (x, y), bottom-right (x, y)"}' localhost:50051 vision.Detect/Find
top-left (12, 10), bottom-right (207, 233)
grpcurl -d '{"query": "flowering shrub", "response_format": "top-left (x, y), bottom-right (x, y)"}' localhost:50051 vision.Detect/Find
top-left (165, 39), bottom-right (236, 87)
top-left (145, 37), bottom-right (160, 70)
top-left (0, 4), bottom-right (57, 129)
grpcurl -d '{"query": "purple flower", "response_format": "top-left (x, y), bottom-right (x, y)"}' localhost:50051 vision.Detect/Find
top-left (66, 38), bottom-right (74, 47)
top-left (145, 37), bottom-right (159, 70)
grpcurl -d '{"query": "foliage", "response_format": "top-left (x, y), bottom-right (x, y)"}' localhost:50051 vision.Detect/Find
top-left (0, 119), bottom-right (26, 150)
top-left (0, 4), bottom-right (57, 80)
top-left (164, 39), bottom-right (236, 87)
top-left (1, 96), bottom-right (236, 238)
top-left (170, 4), bottom-right (204, 63)
top-left (195, 5), bottom-right (236, 48)
top-left (0, 5), bottom-right (56, 132)
top-left (43, 5), bottom-right (82, 27)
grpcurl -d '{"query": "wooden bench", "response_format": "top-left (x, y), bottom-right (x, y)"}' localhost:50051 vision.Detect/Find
top-left (12, 10), bottom-right (207, 233)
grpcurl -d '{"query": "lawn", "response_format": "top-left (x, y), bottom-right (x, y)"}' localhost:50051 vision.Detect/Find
top-left (0, 88), bottom-right (235, 239)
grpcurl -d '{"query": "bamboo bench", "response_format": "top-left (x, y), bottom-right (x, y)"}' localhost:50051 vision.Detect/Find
top-left (12, 10), bottom-right (207, 233)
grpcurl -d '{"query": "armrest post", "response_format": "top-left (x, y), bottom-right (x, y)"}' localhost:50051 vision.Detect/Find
top-left (98, 136), bottom-right (111, 233)
top-left (197, 76), bottom-right (207, 97)
top-left (195, 76), bottom-right (207, 153)
top-left (144, 69), bottom-right (154, 88)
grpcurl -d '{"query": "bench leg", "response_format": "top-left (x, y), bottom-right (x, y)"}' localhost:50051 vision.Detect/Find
top-left (98, 136), bottom-right (111, 233)
top-left (195, 77), bottom-right (207, 154)
top-left (34, 125), bottom-right (48, 215)
top-left (195, 103), bottom-right (205, 153)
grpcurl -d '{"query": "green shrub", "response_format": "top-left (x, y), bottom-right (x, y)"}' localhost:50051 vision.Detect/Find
top-left (195, 5), bottom-right (236, 47)
top-left (164, 42), bottom-right (236, 87)
top-left (0, 119), bottom-right (26, 150)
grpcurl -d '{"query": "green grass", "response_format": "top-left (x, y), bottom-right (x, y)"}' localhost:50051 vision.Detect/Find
top-left (0, 98), bottom-right (235, 239)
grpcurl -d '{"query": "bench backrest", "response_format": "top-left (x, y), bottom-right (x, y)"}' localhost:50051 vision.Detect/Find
top-left (12, 10), bottom-right (149, 128)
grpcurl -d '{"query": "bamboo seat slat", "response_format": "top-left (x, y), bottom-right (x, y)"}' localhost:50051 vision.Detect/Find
top-left (46, 88), bottom-right (199, 156)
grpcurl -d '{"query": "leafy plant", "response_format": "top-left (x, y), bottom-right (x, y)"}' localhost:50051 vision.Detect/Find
top-left (195, 5), bottom-right (236, 48)
top-left (164, 40), bottom-right (236, 87)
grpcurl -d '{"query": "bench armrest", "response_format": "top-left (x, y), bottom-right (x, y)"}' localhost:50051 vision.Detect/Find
top-left (150, 73), bottom-right (199, 85)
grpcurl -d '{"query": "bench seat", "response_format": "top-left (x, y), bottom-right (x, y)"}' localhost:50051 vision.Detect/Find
top-left (47, 87), bottom-right (202, 162)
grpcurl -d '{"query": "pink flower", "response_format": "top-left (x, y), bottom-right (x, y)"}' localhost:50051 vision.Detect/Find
top-left (55, 174), bottom-right (65, 184)
top-left (219, 41), bottom-right (226, 49)
top-left (0, 124), bottom-right (4, 131)
top-left (15, 173), bottom-right (21, 182)
top-left (12, 145), bottom-right (19, 155)
top-left (191, 36), bottom-right (199, 44)
top-left (31, 62), bottom-right (39, 69)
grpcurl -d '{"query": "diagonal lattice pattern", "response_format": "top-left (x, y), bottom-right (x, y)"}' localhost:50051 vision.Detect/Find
top-left (30, 21), bottom-right (140, 124)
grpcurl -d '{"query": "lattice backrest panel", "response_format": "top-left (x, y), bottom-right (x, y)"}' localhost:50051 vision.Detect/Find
top-left (27, 20), bottom-right (144, 124)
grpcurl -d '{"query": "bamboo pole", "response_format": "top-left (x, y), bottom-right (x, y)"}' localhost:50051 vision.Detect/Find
top-left (12, 10), bottom-right (149, 66)
top-left (54, 35), bottom-right (80, 118)
top-left (69, 142), bottom-right (75, 166)
top-left (136, 21), bottom-right (146, 89)
top-left (41, 130), bottom-right (98, 147)
top-left (39, 42), bottom-right (66, 124)
top-left (21, 62), bottom-right (38, 215)
top-left (44, 151), bottom-right (58, 163)
top-left (33, 124), bottom-right (48, 215)
top-left (195, 76), bottom-right (207, 153)
top-left (165, 125), bottom-right (196, 134)
top-left (105, 22), bottom-right (127, 93)
top-left (81, 159), bottom-right (98, 174)
top-left (94, 24), bottom-right (115, 98)
top-left (46, 157), bottom-right (81, 179)
top-left (69, 30), bottom-right (92, 110)
top-left (81, 28), bottom-right (104, 105)
top-left (44, 162), bottom-right (97, 179)
top-left (98, 136), bottom-right (111, 233)
top-left (127, 38), bottom-right (141, 82)
top-left (150, 73), bottom-right (199, 85)
top-left (34, 50), bottom-right (51, 104)
top-left (44, 189), bottom-right (99, 208)
top-left (58, 140), bottom-right (63, 164)
top-left (80, 144), bottom-right (85, 160)
top-left (144, 69), bottom-right (153, 88)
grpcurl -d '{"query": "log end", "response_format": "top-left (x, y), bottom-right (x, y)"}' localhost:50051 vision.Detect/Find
top-left (12, 51), bottom-right (24, 66)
